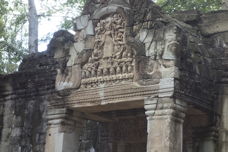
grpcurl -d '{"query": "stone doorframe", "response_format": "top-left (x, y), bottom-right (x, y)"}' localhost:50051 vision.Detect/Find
top-left (45, 95), bottom-right (220, 152)
top-left (45, 108), bottom-right (84, 152)
top-left (144, 97), bottom-right (187, 152)
top-left (45, 97), bottom-right (188, 152)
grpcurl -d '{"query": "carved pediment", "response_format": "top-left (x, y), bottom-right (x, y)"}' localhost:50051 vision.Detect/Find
top-left (81, 13), bottom-right (136, 87)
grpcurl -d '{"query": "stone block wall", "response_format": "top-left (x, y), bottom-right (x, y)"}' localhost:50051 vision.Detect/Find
top-left (0, 51), bottom-right (57, 151)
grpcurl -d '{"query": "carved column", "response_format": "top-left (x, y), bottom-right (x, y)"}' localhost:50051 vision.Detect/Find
top-left (144, 97), bottom-right (186, 152)
top-left (45, 108), bottom-right (84, 152)
top-left (219, 85), bottom-right (228, 152)
top-left (194, 127), bottom-right (218, 152)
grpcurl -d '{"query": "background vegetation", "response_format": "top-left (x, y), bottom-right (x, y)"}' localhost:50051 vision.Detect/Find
top-left (157, 0), bottom-right (222, 13)
top-left (0, 0), bottom-right (222, 74)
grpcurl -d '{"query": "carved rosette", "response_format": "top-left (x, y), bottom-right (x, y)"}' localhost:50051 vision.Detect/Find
top-left (81, 13), bottom-right (135, 87)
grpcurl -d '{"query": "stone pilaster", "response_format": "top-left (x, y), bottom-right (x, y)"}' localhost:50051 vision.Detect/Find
top-left (220, 130), bottom-right (228, 152)
top-left (45, 108), bottom-right (84, 152)
top-left (144, 97), bottom-right (186, 152)
top-left (218, 85), bottom-right (228, 152)
top-left (194, 127), bottom-right (218, 152)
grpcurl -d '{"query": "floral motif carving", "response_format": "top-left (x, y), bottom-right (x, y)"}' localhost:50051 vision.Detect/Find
top-left (81, 13), bottom-right (135, 87)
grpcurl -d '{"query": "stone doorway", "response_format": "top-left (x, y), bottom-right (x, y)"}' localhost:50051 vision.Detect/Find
top-left (79, 108), bottom-right (147, 152)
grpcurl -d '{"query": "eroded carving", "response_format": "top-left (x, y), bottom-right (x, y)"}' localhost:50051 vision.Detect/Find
top-left (81, 13), bottom-right (135, 87)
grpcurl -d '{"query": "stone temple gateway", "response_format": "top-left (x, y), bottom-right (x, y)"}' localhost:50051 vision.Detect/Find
top-left (1, 0), bottom-right (228, 152)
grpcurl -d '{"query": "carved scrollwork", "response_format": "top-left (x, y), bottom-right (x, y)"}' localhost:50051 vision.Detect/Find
top-left (81, 13), bottom-right (135, 87)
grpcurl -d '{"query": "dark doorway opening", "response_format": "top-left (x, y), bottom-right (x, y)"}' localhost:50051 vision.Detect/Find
top-left (79, 108), bottom-right (147, 152)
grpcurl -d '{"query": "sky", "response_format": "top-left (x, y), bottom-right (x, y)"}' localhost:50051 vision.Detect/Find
top-left (34, 0), bottom-right (81, 51)
top-left (38, 17), bottom-right (62, 51)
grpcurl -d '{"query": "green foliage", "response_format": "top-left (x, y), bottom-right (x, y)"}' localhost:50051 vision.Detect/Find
top-left (0, 19), bottom-right (5, 38)
top-left (39, 0), bottom-right (85, 29)
top-left (61, 19), bottom-right (74, 29)
top-left (0, 0), bottom-right (223, 74)
top-left (0, 0), bottom-right (28, 74)
top-left (0, 0), bottom-right (85, 74)
top-left (0, 0), bottom-right (8, 38)
top-left (156, 0), bottom-right (222, 13)
top-left (64, 0), bottom-right (86, 6)
top-left (38, 0), bottom-right (85, 45)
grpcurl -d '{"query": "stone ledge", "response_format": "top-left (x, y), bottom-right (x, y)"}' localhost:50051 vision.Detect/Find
top-left (199, 10), bottom-right (228, 35)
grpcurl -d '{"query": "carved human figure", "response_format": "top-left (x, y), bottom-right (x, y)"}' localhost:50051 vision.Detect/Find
top-left (85, 70), bottom-right (91, 78)
top-left (97, 68), bottom-right (103, 76)
top-left (102, 20), bottom-right (114, 58)
top-left (122, 50), bottom-right (128, 58)
top-left (91, 69), bottom-right (96, 77)
top-left (128, 65), bottom-right (133, 73)
top-left (162, 27), bottom-right (179, 60)
top-left (115, 32), bottom-right (125, 44)
top-left (116, 66), bottom-right (122, 74)
top-left (114, 44), bottom-right (124, 59)
top-left (82, 71), bottom-right (86, 79)
top-left (114, 14), bottom-right (125, 30)
top-left (110, 67), bottom-right (116, 75)
top-left (95, 22), bottom-right (102, 35)
top-left (122, 64), bottom-right (128, 73)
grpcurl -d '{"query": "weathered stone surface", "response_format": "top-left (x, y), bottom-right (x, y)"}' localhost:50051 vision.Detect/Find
top-left (145, 98), bottom-right (186, 152)
top-left (199, 11), bottom-right (228, 35)
top-left (1, 0), bottom-right (228, 152)
top-left (222, 0), bottom-right (228, 10)
top-left (172, 10), bottom-right (200, 24)
top-left (85, 20), bottom-right (94, 35)
top-left (75, 15), bottom-right (90, 30)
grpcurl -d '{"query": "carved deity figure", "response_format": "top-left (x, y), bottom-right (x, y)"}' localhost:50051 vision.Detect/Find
top-left (81, 13), bottom-right (135, 86)
top-left (102, 19), bottom-right (114, 58)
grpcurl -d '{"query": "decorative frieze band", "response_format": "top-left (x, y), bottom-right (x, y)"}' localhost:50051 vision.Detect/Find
top-left (144, 97), bottom-right (186, 123)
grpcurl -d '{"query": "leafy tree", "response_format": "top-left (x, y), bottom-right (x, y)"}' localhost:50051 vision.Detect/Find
top-left (0, 0), bottom-right (223, 74)
top-left (38, 0), bottom-right (85, 30)
top-left (156, 0), bottom-right (222, 13)
top-left (0, 0), bottom-right (86, 74)
top-left (0, 0), bottom-right (28, 74)
top-left (0, 0), bottom-right (8, 38)
top-left (28, 0), bottom-right (38, 53)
